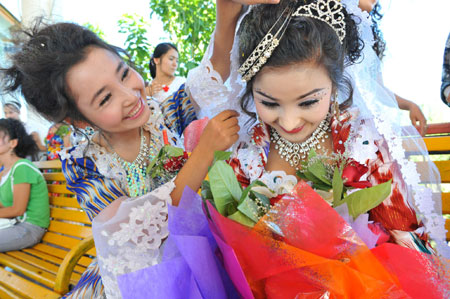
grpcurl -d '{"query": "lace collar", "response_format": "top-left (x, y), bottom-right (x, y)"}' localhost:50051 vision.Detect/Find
top-left (64, 100), bottom-right (179, 193)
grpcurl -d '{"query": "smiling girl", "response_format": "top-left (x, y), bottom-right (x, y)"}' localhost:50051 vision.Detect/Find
top-left (2, 21), bottom-right (239, 298)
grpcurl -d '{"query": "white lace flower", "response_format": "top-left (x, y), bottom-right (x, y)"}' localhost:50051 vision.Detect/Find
top-left (259, 171), bottom-right (298, 195)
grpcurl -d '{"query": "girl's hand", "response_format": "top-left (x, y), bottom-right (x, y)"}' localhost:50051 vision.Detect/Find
top-left (146, 82), bottom-right (163, 97)
top-left (197, 110), bottom-right (240, 153)
top-left (408, 102), bottom-right (427, 136)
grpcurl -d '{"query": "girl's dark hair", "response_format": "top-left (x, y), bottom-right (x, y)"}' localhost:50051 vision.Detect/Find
top-left (238, 0), bottom-right (363, 120)
top-left (149, 43), bottom-right (178, 79)
top-left (1, 19), bottom-right (123, 127)
top-left (370, 3), bottom-right (386, 60)
top-left (0, 118), bottom-right (38, 158)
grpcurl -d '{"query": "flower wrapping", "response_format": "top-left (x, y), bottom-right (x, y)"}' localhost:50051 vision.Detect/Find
top-left (117, 187), bottom-right (239, 299)
top-left (206, 181), bottom-right (449, 298)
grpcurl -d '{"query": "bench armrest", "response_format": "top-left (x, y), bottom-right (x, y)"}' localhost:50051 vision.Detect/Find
top-left (54, 235), bottom-right (95, 294)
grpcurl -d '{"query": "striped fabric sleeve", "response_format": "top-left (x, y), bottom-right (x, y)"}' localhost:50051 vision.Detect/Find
top-left (160, 83), bottom-right (197, 136)
top-left (61, 148), bottom-right (126, 221)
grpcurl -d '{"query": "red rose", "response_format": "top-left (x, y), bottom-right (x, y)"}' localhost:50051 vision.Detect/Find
top-left (162, 85), bottom-right (169, 92)
top-left (269, 194), bottom-right (284, 206)
top-left (342, 161), bottom-right (372, 189)
top-left (163, 153), bottom-right (188, 172)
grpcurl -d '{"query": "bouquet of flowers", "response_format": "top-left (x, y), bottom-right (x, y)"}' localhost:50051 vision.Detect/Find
top-left (201, 151), bottom-right (449, 298)
top-left (146, 145), bottom-right (189, 188)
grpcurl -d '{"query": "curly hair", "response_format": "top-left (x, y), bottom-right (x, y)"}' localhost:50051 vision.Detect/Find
top-left (0, 118), bottom-right (38, 158)
top-left (370, 3), bottom-right (386, 60)
top-left (238, 0), bottom-right (364, 120)
top-left (1, 19), bottom-right (123, 127)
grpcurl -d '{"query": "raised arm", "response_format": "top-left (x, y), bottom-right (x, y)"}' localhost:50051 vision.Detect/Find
top-left (211, 0), bottom-right (280, 81)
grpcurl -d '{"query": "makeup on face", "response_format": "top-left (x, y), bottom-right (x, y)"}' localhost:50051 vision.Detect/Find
top-left (252, 62), bottom-right (332, 143)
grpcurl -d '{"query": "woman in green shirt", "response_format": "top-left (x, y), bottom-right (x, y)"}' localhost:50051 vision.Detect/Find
top-left (0, 118), bottom-right (49, 252)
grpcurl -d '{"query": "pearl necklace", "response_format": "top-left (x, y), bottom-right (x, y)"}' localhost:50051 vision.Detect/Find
top-left (270, 117), bottom-right (331, 170)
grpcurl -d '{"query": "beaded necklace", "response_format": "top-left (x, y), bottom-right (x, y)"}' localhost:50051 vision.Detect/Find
top-left (109, 127), bottom-right (159, 197)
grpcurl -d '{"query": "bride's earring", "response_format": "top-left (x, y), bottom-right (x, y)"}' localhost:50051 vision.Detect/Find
top-left (330, 91), bottom-right (340, 118)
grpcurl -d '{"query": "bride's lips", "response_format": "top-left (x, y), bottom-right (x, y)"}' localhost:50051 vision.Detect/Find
top-left (280, 124), bottom-right (305, 134)
top-left (125, 98), bottom-right (144, 120)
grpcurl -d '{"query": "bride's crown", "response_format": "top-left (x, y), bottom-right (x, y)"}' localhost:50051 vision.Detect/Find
top-left (238, 0), bottom-right (346, 82)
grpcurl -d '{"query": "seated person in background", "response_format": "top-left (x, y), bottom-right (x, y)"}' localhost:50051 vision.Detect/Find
top-left (3, 101), bottom-right (47, 155)
top-left (0, 118), bottom-right (49, 252)
top-left (146, 43), bottom-right (185, 103)
top-left (45, 122), bottom-right (72, 160)
top-left (440, 32), bottom-right (450, 107)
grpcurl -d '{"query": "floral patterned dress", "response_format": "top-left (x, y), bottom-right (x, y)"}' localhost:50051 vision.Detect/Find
top-left (60, 85), bottom-right (196, 298)
top-left (45, 123), bottom-right (71, 160)
top-left (228, 108), bottom-right (431, 253)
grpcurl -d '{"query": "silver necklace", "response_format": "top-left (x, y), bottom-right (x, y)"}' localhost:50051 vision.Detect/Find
top-left (270, 117), bottom-right (331, 170)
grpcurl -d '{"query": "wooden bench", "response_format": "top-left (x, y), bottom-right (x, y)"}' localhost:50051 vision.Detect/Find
top-left (423, 123), bottom-right (450, 242)
top-left (0, 160), bottom-right (95, 299)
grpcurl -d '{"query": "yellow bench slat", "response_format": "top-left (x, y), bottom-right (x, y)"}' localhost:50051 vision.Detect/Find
top-left (43, 172), bottom-right (66, 181)
top-left (0, 283), bottom-right (22, 299)
top-left (6, 251), bottom-right (81, 284)
top-left (0, 268), bottom-right (60, 299)
top-left (42, 232), bottom-right (96, 256)
top-left (33, 244), bottom-right (94, 268)
top-left (33, 160), bottom-right (62, 169)
top-left (423, 136), bottom-right (450, 152)
top-left (47, 184), bottom-right (74, 195)
top-left (50, 196), bottom-right (80, 208)
top-left (50, 207), bottom-right (90, 224)
top-left (434, 160), bottom-right (450, 184)
top-left (415, 161), bottom-right (450, 184)
top-left (22, 248), bottom-right (86, 275)
top-left (47, 220), bottom-right (92, 239)
top-left (0, 253), bottom-right (58, 289)
top-left (443, 193), bottom-right (450, 215)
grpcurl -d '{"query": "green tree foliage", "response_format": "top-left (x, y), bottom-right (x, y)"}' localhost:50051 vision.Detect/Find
top-left (83, 23), bottom-right (106, 41)
top-left (149, 0), bottom-right (216, 77)
top-left (118, 14), bottom-right (153, 82)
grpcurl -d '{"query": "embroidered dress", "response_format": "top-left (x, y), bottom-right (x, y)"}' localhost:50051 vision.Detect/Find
top-left (228, 108), bottom-right (432, 253)
top-left (60, 85), bottom-right (196, 299)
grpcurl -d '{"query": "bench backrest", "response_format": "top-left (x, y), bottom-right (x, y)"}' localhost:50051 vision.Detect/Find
top-left (422, 132), bottom-right (450, 241)
top-left (33, 160), bottom-right (96, 270)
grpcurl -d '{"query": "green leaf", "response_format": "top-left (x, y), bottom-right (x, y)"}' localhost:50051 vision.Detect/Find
top-left (339, 180), bottom-right (392, 219)
top-left (312, 180), bottom-right (333, 191)
top-left (228, 210), bottom-right (255, 227)
top-left (252, 191), bottom-right (271, 208)
top-left (213, 151), bottom-right (232, 164)
top-left (200, 180), bottom-right (212, 201)
top-left (165, 146), bottom-right (184, 157)
top-left (308, 160), bottom-right (330, 185)
top-left (238, 180), bottom-right (266, 204)
top-left (332, 167), bottom-right (344, 204)
top-left (227, 203), bottom-right (237, 216)
top-left (236, 193), bottom-right (260, 223)
top-left (209, 160), bottom-right (242, 215)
